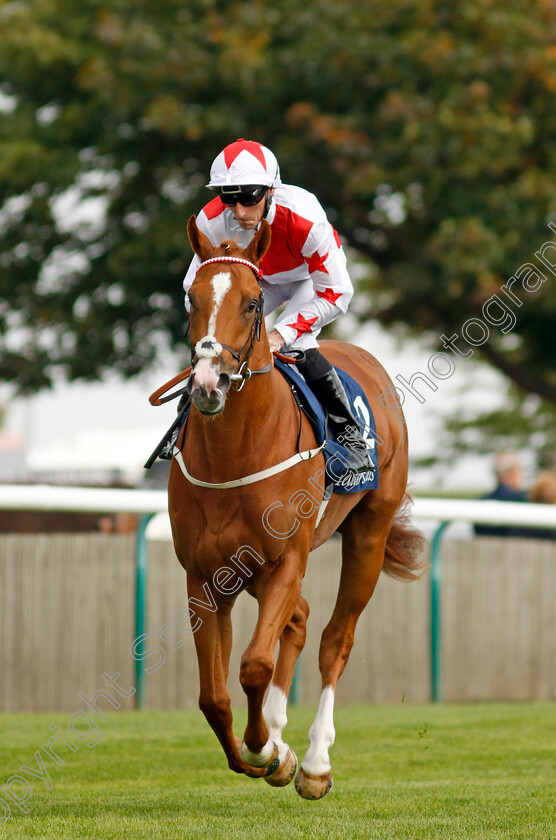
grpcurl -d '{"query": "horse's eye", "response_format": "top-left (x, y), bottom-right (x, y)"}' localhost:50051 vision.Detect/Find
top-left (187, 293), bottom-right (196, 310)
top-left (246, 300), bottom-right (258, 313)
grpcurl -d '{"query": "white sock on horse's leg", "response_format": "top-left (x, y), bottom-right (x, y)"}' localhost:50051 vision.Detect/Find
top-left (263, 684), bottom-right (289, 763)
top-left (301, 686), bottom-right (336, 775)
top-left (239, 737), bottom-right (276, 767)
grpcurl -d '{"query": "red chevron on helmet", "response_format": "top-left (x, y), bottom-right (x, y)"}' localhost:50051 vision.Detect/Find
top-left (207, 139), bottom-right (281, 189)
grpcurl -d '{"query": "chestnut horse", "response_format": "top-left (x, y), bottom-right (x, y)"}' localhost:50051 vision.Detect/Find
top-left (167, 216), bottom-right (424, 800)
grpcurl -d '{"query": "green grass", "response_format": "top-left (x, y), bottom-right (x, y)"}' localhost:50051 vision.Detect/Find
top-left (0, 703), bottom-right (554, 839)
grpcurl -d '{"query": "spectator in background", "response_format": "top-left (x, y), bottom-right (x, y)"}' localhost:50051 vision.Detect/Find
top-left (527, 472), bottom-right (556, 540)
top-left (530, 471), bottom-right (556, 504)
top-left (474, 451), bottom-right (528, 537)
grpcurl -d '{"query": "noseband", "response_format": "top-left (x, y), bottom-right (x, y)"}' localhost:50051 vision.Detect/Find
top-left (192, 256), bottom-right (272, 390)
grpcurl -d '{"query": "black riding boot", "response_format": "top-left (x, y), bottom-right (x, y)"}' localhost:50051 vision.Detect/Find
top-left (296, 349), bottom-right (372, 474)
top-left (158, 391), bottom-right (191, 460)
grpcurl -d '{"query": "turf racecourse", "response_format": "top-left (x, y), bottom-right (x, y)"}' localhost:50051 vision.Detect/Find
top-left (0, 703), bottom-right (553, 840)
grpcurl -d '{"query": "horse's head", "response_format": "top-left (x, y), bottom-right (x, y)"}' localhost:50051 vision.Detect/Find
top-left (186, 215), bottom-right (272, 415)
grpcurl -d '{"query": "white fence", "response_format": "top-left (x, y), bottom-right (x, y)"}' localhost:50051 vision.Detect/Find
top-left (0, 485), bottom-right (555, 710)
top-left (2, 483), bottom-right (556, 524)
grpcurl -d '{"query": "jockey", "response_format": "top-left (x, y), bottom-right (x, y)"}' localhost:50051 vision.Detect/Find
top-left (173, 139), bottom-right (372, 473)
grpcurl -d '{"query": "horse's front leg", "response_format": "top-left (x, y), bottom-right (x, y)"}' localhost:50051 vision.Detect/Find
top-left (239, 553), bottom-right (304, 778)
top-left (187, 573), bottom-right (274, 779)
top-left (261, 594), bottom-right (309, 787)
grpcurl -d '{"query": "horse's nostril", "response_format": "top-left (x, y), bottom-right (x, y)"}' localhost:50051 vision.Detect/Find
top-left (217, 372), bottom-right (231, 393)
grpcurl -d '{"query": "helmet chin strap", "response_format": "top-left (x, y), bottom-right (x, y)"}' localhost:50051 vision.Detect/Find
top-left (262, 190), bottom-right (273, 220)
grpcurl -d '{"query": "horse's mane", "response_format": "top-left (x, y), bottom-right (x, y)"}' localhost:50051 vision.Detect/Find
top-left (215, 239), bottom-right (247, 257)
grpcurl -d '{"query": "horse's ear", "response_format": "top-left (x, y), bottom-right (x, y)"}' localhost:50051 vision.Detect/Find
top-left (187, 215), bottom-right (214, 261)
top-left (245, 219), bottom-right (271, 265)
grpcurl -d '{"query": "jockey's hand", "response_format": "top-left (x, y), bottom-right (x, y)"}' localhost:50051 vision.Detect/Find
top-left (267, 329), bottom-right (285, 354)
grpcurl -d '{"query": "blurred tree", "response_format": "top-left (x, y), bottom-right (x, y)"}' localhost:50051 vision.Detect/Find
top-left (416, 389), bottom-right (556, 473)
top-left (0, 0), bottom-right (555, 464)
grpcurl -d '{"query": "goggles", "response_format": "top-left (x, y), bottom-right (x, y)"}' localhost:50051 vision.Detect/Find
top-left (218, 185), bottom-right (269, 207)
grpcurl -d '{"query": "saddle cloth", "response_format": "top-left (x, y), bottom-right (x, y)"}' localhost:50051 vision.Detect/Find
top-left (273, 358), bottom-right (379, 494)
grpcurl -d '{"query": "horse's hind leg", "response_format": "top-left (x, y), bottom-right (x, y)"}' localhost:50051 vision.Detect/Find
top-left (262, 594), bottom-right (309, 787)
top-left (296, 497), bottom-right (398, 800)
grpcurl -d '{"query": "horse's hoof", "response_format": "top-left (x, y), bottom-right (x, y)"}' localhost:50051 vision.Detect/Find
top-left (264, 753), bottom-right (281, 777)
top-left (264, 747), bottom-right (298, 787)
top-left (294, 766), bottom-right (333, 800)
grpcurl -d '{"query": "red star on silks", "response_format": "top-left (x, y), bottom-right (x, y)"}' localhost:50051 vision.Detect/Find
top-left (287, 313), bottom-right (319, 339)
top-left (306, 249), bottom-right (329, 274)
top-left (316, 288), bottom-right (343, 304)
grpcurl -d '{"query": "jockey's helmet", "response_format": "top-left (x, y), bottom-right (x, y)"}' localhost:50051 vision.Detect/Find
top-left (207, 139), bottom-right (281, 190)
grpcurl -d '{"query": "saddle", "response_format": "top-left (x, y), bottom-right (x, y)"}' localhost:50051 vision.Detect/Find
top-left (273, 358), bottom-right (379, 494)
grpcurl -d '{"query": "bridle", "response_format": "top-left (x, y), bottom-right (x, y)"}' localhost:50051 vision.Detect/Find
top-left (161, 254), bottom-right (327, 488)
top-left (191, 256), bottom-right (272, 390)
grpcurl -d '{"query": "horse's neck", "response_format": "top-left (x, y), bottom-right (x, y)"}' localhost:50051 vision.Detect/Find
top-left (187, 367), bottom-right (290, 467)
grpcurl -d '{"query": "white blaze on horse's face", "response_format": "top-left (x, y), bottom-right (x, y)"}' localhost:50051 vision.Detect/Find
top-left (208, 272), bottom-right (232, 336)
top-left (189, 271), bottom-right (233, 414)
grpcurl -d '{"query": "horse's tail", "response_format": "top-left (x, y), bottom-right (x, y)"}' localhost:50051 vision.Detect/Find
top-left (382, 494), bottom-right (427, 581)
